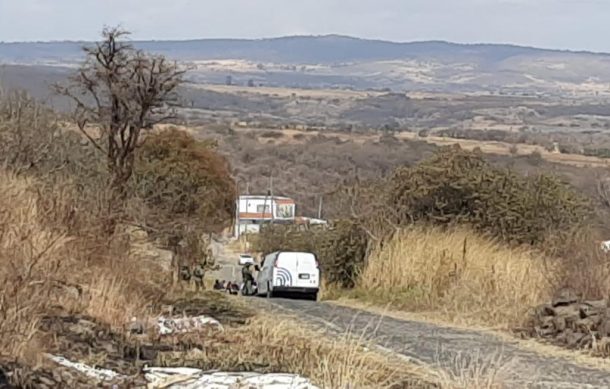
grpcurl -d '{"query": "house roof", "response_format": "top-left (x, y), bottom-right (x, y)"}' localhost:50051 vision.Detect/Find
top-left (238, 195), bottom-right (295, 204)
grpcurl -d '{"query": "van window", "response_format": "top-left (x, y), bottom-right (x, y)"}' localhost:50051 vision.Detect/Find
top-left (275, 252), bottom-right (296, 268)
top-left (276, 252), bottom-right (316, 270)
top-left (296, 253), bottom-right (317, 271)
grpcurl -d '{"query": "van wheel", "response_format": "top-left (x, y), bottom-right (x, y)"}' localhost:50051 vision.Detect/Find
top-left (266, 282), bottom-right (273, 299)
top-left (308, 292), bottom-right (318, 301)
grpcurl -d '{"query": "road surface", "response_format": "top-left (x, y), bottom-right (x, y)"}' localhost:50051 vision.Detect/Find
top-left (250, 297), bottom-right (610, 389)
top-left (212, 240), bottom-right (610, 388)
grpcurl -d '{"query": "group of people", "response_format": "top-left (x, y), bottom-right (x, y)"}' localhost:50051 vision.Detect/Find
top-left (210, 262), bottom-right (260, 296)
top-left (213, 279), bottom-right (240, 294)
top-left (179, 263), bottom-right (207, 291)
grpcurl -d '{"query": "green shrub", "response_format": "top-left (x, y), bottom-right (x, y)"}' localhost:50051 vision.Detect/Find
top-left (387, 145), bottom-right (590, 245)
top-left (133, 129), bottom-right (236, 236)
top-left (252, 220), bottom-right (368, 288)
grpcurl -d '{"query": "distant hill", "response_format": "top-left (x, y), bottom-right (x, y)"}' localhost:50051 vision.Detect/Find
top-left (3, 35), bottom-right (610, 96)
top-left (1, 35), bottom-right (608, 65)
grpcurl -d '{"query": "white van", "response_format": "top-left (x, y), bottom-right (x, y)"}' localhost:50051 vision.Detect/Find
top-left (256, 251), bottom-right (320, 301)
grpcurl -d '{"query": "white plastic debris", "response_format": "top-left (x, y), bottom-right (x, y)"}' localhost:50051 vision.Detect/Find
top-left (157, 315), bottom-right (223, 335)
top-left (143, 368), bottom-right (320, 389)
top-left (47, 354), bottom-right (122, 381)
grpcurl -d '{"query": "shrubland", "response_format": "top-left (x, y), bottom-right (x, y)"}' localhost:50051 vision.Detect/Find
top-left (255, 145), bottom-right (602, 331)
top-left (0, 43), bottom-right (437, 388)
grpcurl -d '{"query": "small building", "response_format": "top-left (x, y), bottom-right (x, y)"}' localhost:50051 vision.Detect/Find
top-left (235, 195), bottom-right (296, 237)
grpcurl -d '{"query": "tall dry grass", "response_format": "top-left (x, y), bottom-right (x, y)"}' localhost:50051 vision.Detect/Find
top-left (158, 315), bottom-right (436, 388)
top-left (0, 171), bottom-right (73, 361)
top-left (0, 170), bottom-right (166, 364)
top-left (358, 226), bottom-right (553, 328)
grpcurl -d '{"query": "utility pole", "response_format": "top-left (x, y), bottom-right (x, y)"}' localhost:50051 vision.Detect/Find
top-left (246, 181), bottom-right (250, 195)
top-left (269, 174), bottom-right (273, 198)
top-left (318, 195), bottom-right (323, 219)
top-left (235, 182), bottom-right (240, 238)
top-left (269, 173), bottom-right (274, 224)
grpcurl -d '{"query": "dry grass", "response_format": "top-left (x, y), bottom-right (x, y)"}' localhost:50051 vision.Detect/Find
top-left (156, 299), bottom-right (523, 389)
top-left (0, 170), bottom-right (166, 364)
top-left (158, 313), bottom-right (437, 388)
top-left (356, 226), bottom-right (552, 328)
top-left (431, 349), bottom-right (518, 389)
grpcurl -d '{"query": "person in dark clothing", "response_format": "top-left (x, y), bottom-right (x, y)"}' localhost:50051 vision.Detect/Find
top-left (213, 279), bottom-right (224, 290)
top-left (241, 264), bottom-right (255, 295)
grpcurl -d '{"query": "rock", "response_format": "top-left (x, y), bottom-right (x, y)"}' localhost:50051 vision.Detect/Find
top-left (552, 288), bottom-right (578, 307)
top-left (579, 300), bottom-right (607, 319)
top-left (578, 333), bottom-right (594, 349)
top-left (575, 317), bottom-right (599, 332)
top-left (551, 304), bottom-right (580, 318)
top-left (599, 318), bottom-right (610, 337)
top-left (156, 315), bottom-right (223, 335)
top-left (553, 316), bottom-right (567, 332)
top-left (596, 337), bottom-right (610, 356)
top-left (532, 304), bottom-right (554, 318)
top-left (139, 346), bottom-right (158, 361)
top-left (566, 331), bottom-right (586, 349)
top-left (583, 299), bottom-right (607, 310)
top-left (536, 326), bottom-right (556, 337)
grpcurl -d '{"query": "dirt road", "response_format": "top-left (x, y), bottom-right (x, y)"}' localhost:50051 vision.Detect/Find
top-left (250, 297), bottom-right (610, 388)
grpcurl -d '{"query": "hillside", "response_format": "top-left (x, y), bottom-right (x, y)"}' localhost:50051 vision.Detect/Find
top-left (3, 35), bottom-right (610, 94)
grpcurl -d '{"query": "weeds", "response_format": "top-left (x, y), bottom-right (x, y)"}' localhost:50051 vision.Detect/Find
top-left (357, 226), bottom-right (552, 328)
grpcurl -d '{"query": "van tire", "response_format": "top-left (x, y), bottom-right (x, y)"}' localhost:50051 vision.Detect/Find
top-left (308, 292), bottom-right (318, 301)
top-left (266, 282), bottom-right (274, 299)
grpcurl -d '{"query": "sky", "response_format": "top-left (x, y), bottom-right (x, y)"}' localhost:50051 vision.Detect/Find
top-left (1, 0), bottom-right (609, 52)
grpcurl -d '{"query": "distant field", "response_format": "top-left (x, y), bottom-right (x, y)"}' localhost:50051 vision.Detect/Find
top-left (228, 126), bottom-right (610, 169)
top-left (192, 83), bottom-right (380, 99)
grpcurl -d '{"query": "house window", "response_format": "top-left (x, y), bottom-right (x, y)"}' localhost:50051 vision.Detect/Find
top-left (277, 204), bottom-right (295, 218)
top-left (257, 204), bottom-right (271, 213)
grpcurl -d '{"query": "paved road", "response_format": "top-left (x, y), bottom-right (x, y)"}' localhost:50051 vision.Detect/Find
top-left (207, 239), bottom-right (241, 284)
top-left (251, 297), bottom-right (610, 389)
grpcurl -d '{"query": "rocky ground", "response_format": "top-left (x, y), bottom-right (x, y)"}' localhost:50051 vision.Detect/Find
top-left (525, 289), bottom-right (610, 355)
top-left (0, 293), bottom-right (255, 388)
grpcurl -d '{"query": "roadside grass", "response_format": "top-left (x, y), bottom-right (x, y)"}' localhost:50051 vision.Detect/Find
top-left (156, 299), bottom-right (438, 389)
top-left (0, 169), bottom-right (546, 388)
top-left (343, 226), bottom-right (553, 329)
top-left (431, 349), bottom-right (519, 389)
top-left (0, 170), bottom-right (438, 388)
top-left (0, 170), bottom-right (162, 365)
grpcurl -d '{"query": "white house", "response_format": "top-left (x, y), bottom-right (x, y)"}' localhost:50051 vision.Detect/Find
top-left (235, 195), bottom-right (296, 237)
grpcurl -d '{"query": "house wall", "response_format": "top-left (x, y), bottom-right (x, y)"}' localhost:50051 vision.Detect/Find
top-left (237, 197), bottom-right (295, 220)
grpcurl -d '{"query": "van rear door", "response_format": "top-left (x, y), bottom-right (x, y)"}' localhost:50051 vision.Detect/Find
top-left (274, 252), bottom-right (299, 287)
top-left (294, 252), bottom-right (319, 288)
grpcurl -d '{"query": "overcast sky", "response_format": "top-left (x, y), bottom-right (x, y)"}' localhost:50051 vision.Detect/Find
top-left (1, 0), bottom-right (609, 52)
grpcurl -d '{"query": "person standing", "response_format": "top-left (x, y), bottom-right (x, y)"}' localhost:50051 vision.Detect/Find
top-left (241, 263), bottom-right (255, 295)
top-left (192, 262), bottom-right (205, 292)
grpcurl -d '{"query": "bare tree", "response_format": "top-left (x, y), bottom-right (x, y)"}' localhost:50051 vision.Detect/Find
top-left (57, 27), bottom-right (185, 200)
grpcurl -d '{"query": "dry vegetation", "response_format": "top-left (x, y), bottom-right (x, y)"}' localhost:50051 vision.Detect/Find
top-left (355, 227), bottom-right (552, 328)
top-left (0, 32), bottom-right (453, 388)
top-left (158, 312), bottom-right (437, 389)
top-left (0, 169), bottom-right (165, 367)
top-left (254, 143), bottom-right (610, 357)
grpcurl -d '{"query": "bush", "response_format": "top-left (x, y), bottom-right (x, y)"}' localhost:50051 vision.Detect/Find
top-left (252, 221), bottom-right (368, 288)
top-left (387, 145), bottom-right (590, 245)
top-left (359, 226), bottom-right (551, 327)
top-left (134, 129), bottom-right (236, 236)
